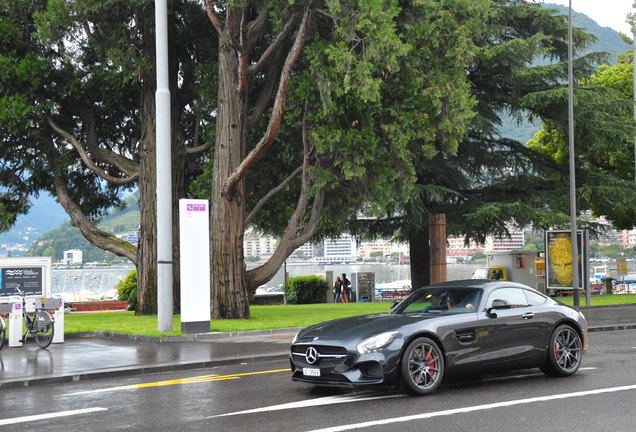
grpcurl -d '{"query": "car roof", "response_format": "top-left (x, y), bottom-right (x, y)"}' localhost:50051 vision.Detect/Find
top-left (421, 279), bottom-right (537, 292)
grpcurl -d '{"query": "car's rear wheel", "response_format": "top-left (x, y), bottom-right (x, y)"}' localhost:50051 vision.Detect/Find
top-left (400, 336), bottom-right (444, 395)
top-left (541, 324), bottom-right (582, 377)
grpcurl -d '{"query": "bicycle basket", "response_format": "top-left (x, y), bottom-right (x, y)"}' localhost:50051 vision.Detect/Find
top-left (0, 302), bottom-right (12, 315)
top-left (35, 297), bottom-right (61, 310)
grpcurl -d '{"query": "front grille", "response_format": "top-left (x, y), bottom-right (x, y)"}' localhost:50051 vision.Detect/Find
top-left (291, 344), bottom-right (348, 367)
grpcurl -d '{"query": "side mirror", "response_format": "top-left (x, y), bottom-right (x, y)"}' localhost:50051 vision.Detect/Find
top-left (486, 299), bottom-right (511, 316)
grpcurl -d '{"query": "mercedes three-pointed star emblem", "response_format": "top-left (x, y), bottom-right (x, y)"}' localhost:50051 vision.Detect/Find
top-left (305, 346), bottom-right (318, 365)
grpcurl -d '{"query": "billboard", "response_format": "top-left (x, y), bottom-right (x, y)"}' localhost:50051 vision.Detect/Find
top-left (0, 257), bottom-right (51, 297)
top-left (545, 230), bottom-right (587, 290)
top-left (0, 267), bottom-right (43, 296)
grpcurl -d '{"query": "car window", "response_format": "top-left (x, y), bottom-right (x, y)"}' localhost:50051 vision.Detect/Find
top-left (524, 289), bottom-right (547, 306)
top-left (485, 288), bottom-right (529, 309)
top-left (398, 288), bottom-right (482, 314)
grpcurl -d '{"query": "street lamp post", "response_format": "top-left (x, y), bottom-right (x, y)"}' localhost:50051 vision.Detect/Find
top-left (155, 0), bottom-right (173, 332)
top-left (568, 0), bottom-right (580, 307)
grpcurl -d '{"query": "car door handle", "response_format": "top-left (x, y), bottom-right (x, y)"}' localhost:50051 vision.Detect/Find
top-left (522, 312), bottom-right (534, 320)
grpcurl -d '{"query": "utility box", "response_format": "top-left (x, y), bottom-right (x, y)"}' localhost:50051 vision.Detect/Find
top-left (472, 250), bottom-right (545, 293)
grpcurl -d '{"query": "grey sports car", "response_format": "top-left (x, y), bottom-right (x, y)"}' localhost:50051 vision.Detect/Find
top-left (290, 279), bottom-right (588, 395)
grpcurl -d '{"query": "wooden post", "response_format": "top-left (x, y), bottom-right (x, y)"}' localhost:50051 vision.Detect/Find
top-left (429, 214), bottom-right (447, 284)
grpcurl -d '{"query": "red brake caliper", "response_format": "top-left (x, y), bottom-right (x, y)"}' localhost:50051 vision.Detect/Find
top-left (427, 348), bottom-right (435, 378)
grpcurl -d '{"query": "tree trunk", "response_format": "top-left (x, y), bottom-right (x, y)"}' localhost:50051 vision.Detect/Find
top-left (409, 226), bottom-right (431, 290)
top-left (136, 87), bottom-right (158, 315)
top-left (210, 36), bottom-right (250, 319)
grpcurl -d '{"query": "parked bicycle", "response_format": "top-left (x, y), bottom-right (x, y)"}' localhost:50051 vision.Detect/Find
top-left (15, 287), bottom-right (57, 349)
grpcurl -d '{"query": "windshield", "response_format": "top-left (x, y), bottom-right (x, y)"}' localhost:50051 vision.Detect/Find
top-left (472, 268), bottom-right (490, 279)
top-left (394, 287), bottom-right (482, 315)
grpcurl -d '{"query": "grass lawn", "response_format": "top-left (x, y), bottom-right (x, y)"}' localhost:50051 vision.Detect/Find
top-left (63, 294), bottom-right (636, 337)
top-left (64, 302), bottom-right (394, 336)
top-left (553, 293), bottom-right (636, 307)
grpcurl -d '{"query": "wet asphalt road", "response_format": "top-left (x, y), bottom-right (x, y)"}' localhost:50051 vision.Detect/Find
top-left (1, 329), bottom-right (636, 432)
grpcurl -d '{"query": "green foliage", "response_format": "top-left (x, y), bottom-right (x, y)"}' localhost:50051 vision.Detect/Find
top-left (285, 275), bottom-right (328, 304)
top-left (117, 269), bottom-right (137, 311)
top-left (471, 252), bottom-right (486, 262)
top-left (527, 47), bottom-right (636, 230)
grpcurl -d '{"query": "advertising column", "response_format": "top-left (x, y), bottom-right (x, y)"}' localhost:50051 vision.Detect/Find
top-left (545, 230), bottom-right (588, 298)
top-left (179, 199), bottom-right (211, 334)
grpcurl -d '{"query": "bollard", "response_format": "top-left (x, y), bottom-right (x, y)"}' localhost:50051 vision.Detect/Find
top-left (8, 296), bottom-right (23, 347)
top-left (53, 296), bottom-right (64, 343)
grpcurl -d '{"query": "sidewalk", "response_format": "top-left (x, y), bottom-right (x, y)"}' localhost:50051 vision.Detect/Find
top-left (1, 304), bottom-right (635, 389)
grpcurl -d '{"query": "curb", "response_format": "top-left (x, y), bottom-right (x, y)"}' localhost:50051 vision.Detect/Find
top-left (575, 303), bottom-right (636, 310)
top-left (0, 352), bottom-right (290, 390)
top-left (64, 326), bottom-right (303, 343)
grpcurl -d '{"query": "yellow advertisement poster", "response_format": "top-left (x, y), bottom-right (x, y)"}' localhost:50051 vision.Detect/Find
top-left (617, 258), bottom-right (628, 275)
top-left (545, 230), bottom-right (585, 289)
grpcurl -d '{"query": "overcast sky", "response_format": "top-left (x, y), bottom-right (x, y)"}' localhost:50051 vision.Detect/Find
top-left (541, 0), bottom-right (634, 34)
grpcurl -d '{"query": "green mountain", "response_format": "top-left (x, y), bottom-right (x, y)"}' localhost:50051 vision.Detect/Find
top-left (497, 2), bottom-right (632, 143)
top-left (26, 194), bottom-right (140, 263)
top-left (0, 193), bottom-right (68, 252)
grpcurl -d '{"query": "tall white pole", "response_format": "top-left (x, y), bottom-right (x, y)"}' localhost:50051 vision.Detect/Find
top-left (568, 1), bottom-right (580, 307)
top-left (155, 0), bottom-right (173, 332)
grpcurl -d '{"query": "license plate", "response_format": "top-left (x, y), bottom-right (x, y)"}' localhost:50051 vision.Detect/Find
top-left (303, 368), bottom-right (320, 377)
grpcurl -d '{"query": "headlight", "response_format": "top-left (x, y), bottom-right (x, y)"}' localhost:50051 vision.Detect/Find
top-left (357, 331), bottom-right (399, 354)
top-left (291, 331), bottom-right (300, 344)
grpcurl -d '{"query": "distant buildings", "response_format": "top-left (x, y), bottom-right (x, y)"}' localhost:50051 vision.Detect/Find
top-left (318, 234), bottom-right (357, 263)
top-left (116, 231), bottom-right (139, 246)
top-left (63, 249), bottom-right (83, 265)
top-left (244, 232), bottom-right (278, 259)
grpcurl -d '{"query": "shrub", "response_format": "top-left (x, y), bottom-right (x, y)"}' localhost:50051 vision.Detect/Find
top-left (286, 275), bottom-right (328, 304)
top-left (117, 269), bottom-right (138, 311)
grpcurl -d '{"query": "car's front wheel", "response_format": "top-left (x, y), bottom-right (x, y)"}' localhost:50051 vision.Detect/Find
top-left (400, 336), bottom-right (444, 395)
top-left (541, 324), bottom-right (582, 377)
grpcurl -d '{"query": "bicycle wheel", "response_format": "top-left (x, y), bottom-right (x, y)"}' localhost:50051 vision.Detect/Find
top-left (0, 317), bottom-right (6, 351)
top-left (34, 312), bottom-right (54, 349)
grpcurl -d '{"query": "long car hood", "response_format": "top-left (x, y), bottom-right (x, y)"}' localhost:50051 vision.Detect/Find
top-left (296, 313), bottom-right (432, 343)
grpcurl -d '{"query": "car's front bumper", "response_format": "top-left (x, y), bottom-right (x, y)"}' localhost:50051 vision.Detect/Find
top-left (289, 343), bottom-right (400, 387)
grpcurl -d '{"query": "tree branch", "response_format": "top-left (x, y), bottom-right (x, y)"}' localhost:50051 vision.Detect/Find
top-left (53, 174), bottom-right (138, 264)
top-left (248, 13), bottom-right (299, 77)
top-left (247, 53), bottom-right (284, 130)
top-left (186, 141), bottom-right (211, 155)
top-left (223, 5), bottom-right (313, 197)
top-left (203, 0), bottom-right (223, 33)
top-left (47, 117), bottom-right (139, 185)
top-left (246, 110), bottom-right (324, 289)
top-left (245, 165), bottom-right (303, 226)
top-left (244, 4), bottom-right (269, 51)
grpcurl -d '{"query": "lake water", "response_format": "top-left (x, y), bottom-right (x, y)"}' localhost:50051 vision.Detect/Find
top-left (51, 263), bottom-right (482, 301)
top-left (51, 267), bottom-right (134, 301)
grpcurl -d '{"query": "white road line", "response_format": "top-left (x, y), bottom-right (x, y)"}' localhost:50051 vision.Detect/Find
top-left (0, 407), bottom-right (108, 426)
top-left (208, 393), bottom-right (405, 418)
top-left (305, 384), bottom-right (636, 432)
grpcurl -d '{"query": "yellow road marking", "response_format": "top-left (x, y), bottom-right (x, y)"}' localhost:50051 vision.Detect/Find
top-left (60, 368), bottom-right (291, 396)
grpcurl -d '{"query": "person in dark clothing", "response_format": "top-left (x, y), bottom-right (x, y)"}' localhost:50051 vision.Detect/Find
top-left (341, 273), bottom-right (352, 302)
